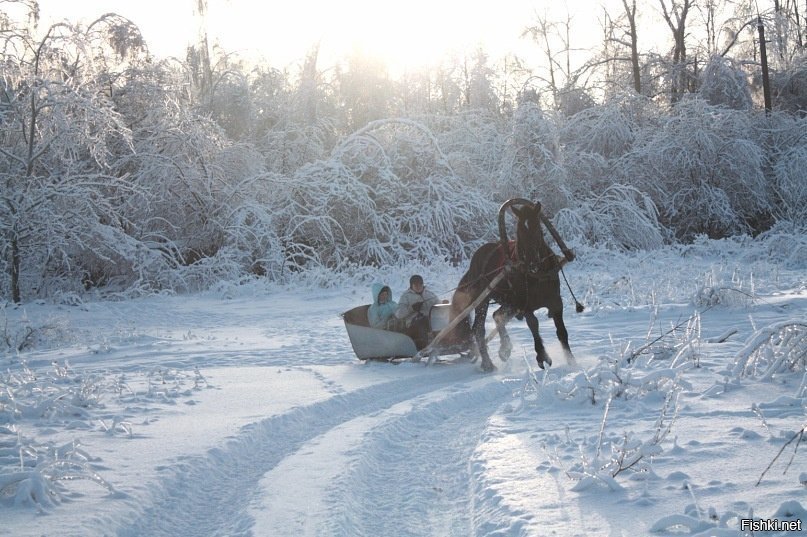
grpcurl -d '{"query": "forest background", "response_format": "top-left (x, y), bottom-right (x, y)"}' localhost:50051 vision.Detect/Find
top-left (1, 0), bottom-right (806, 305)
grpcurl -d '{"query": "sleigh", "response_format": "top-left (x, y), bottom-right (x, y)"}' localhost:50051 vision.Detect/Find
top-left (341, 269), bottom-right (512, 364)
top-left (341, 303), bottom-right (472, 363)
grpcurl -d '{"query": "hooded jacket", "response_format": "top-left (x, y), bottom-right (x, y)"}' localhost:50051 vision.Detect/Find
top-left (368, 283), bottom-right (398, 329)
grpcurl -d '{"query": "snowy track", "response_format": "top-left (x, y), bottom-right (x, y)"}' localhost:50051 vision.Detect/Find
top-left (110, 366), bottom-right (512, 537)
top-left (319, 375), bottom-right (510, 537)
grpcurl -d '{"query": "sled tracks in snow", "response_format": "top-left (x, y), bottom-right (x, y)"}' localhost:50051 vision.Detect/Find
top-left (110, 367), bottom-right (512, 537)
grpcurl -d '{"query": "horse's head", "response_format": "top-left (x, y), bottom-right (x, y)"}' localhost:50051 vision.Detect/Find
top-left (511, 201), bottom-right (557, 275)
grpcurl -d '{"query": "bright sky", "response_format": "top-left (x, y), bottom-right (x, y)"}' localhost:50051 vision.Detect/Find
top-left (34, 0), bottom-right (616, 73)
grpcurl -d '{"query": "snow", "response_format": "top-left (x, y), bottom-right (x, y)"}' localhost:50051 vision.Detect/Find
top-left (2, 239), bottom-right (806, 536)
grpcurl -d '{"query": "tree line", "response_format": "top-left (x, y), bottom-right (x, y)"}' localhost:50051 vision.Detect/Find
top-left (1, 0), bottom-right (805, 302)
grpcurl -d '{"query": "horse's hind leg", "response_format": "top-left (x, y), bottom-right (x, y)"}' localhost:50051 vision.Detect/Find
top-left (492, 306), bottom-right (514, 361)
top-left (472, 300), bottom-right (495, 372)
top-left (524, 311), bottom-right (551, 369)
top-left (551, 308), bottom-right (577, 367)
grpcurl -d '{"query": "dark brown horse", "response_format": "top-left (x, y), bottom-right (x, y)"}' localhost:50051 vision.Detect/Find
top-left (450, 198), bottom-right (577, 372)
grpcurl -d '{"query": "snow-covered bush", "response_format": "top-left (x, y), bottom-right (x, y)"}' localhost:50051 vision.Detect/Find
top-left (555, 184), bottom-right (665, 250)
top-left (749, 221), bottom-right (807, 269)
top-left (698, 55), bottom-right (753, 110)
top-left (560, 93), bottom-right (654, 161)
top-left (0, 361), bottom-right (114, 509)
top-left (693, 285), bottom-right (754, 309)
top-left (510, 300), bottom-right (741, 495)
top-left (0, 307), bottom-right (73, 354)
top-left (523, 364), bottom-right (683, 491)
top-left (771, 53), bottom-right (807, 113)
top-left (555, 85), bottom-right (596, 117)
top-left (622, 99), bottom-right (769, 239)
top-left (431, 109), bottom-right (508, 190)
top-left (770, 141), bottom-right (807, 225)
top-left (109, 80), bottom-right (285, 292)
top-left (0, 18), bottom-right (146, 302)
top-left (0, 432), bottom-right (115, 510)
top-left (514, 320), bottom-right (692, 490)
top-left (551, 95), bottom-right (668, 248)
top-left (266, 118), bottom-right (496, 271)
top-left (732, 320), bottom-right (807, 380)
top-left (691, 261), bottom-right (756, 309)
top-left (262, 118), bottom-right (338, 175)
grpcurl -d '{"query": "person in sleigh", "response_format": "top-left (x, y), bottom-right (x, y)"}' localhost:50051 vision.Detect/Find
top-left (395, 275), bottom-right (439, 350)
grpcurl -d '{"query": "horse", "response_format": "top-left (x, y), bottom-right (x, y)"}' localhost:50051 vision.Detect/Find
top-left (449, 198), bottom-right (577, 372)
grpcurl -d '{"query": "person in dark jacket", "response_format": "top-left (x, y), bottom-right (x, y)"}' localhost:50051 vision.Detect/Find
top-left (368, 283), bottom-right (398, 330)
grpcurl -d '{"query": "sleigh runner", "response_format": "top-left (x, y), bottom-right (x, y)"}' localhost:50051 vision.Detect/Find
top-left (342, 198), bottom-right (580, 368)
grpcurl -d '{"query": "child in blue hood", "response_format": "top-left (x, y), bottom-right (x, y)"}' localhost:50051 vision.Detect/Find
top-left (368, 283), bottom-right (398, 330)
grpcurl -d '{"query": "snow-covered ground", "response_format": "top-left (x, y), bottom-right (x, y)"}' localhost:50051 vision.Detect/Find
top-left (2, 238), bottom-right (806, 537)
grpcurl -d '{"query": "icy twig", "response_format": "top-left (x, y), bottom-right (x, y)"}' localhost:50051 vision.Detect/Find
top-left (596, 394), bottom-right (613, 458)
top-left (756, 424), bottom-right (807, 486)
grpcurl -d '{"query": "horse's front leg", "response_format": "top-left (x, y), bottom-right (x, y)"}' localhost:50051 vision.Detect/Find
top-left (524, 311), bottom-right (551, 369)
top-left (492, 306), bottom-right (514, 361)
top-left (472, 300), bottom-right (495, 372)
top-left (551, 308), bottom-right (577, 367)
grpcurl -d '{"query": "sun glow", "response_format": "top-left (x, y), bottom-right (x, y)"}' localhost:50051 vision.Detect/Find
top-left (33, 1), bottom-right (618, 76)
top-left (208, 0), bottom-right (530, 73)
top-left (35, 0), bottom-right (536, 73)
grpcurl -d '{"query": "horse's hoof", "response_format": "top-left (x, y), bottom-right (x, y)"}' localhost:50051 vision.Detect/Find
top-left (481, 361), bottom-right (497, 373)
top-left (498, 341), bottom-right (512, 362)
top-left (537, 355), bottom-right (552, 369)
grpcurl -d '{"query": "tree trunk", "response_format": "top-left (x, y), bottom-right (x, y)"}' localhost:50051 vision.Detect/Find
top-left (759, 17), bottom-right (773, 113)
top-left (622, 0), bottom-right (642, 93)
top-left (11, 236), bottom-right (21, 304)
top-left (659, 0), bottom-right (692, 104)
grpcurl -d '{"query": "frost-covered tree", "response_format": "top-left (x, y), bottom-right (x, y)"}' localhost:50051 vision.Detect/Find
top-left (334, 52), bottom-right (393, 132)
top-left (497, 93), bottom-right (567, 214)
top-left (111, 78), bottom-right (274, 290)
top-left (461, 49), bottom-right (498, 112)
top-left (206, 65), bottom-right (253, 141)
top-left (0, 13), bottom-right (145, 302)
top-left (254, 54), bottom-right (338, 176)
top-left (432, 60), bottom-right (465, 115)
top-left (395, 68), bottom-right (436, 116)
top-left (522, 12), bottom-right (575, 102)
top-left (658, 0), bottom-right (695, 104)
top-left (600, 3), bottom-right (639, 96)
top-left (620, 0), bottom-right (643, 93)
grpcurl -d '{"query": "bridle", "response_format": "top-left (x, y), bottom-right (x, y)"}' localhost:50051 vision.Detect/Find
top-left (497, 198), bottom-right (559, 280)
